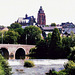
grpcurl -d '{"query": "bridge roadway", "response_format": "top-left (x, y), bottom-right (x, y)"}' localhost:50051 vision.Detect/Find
top-left (0, 44), bottom-right (35, 59)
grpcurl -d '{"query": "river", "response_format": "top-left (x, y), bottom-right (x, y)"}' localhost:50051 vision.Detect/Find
top-left (8, 59), bottom-right (68, 75)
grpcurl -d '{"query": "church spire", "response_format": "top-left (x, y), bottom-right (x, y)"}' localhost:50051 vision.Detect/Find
top-left (37, 6), bottom-right (46, 25)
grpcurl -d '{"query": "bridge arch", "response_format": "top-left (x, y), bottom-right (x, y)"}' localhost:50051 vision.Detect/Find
top-left (15, 48), bottom-right (25, 59)
top-left (0, 47), bottom-right (9, 59)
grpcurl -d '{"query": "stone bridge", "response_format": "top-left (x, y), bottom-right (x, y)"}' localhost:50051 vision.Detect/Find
top-left (0, 44), bottom-right (35, 59)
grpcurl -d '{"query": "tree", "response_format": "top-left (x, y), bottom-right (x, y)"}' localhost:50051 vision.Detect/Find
top-left (29, 39), bottom-right (48, 58)
top-left (14, 28), bottom-right (24, 44)
top-left (8, 23), bottom-right (22, 29)
top-left (49, 28), bottom-right (62, 58)
top-left (68, 47), bottom-right (75, 61)
top-left (51, 23), bottom-right (56, 26)
top-left (45, 33), bottom-right (52, 47)
top-left (62, 37), bottom-right (72, 57)
top-left (3, 30), bottom-right (20, 44)
top-left (24, 25), bottom-right (42, 45)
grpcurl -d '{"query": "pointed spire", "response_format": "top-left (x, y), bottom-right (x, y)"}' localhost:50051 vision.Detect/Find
top-left (39, 6), bottom-right (44, 13)
top-left (40, 6), bottom-right (42, 10)
top-left (25, 14), bottom-right (28, 18)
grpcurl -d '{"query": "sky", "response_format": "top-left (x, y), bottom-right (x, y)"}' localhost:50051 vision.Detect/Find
top-left (0, 0), bottom-right (75, 26)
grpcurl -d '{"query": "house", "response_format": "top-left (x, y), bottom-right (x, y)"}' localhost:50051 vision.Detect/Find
top-left (40, 25), bottom-right (62, 38)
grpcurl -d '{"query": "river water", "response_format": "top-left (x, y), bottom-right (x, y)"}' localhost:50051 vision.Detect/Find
top-left (8, 59), bottom-right (68, 75)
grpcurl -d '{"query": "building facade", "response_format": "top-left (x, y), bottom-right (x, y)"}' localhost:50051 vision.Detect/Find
top-left (17, 14), bottom-right (36, 26)
top-left (37, 6), bottom-right (46, 25)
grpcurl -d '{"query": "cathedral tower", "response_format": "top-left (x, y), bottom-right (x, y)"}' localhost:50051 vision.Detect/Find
top-left (37, 6), bottom-right (46, 25)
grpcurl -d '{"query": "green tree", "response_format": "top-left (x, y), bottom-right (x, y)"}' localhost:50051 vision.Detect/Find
top-left (0, 32), bottom-right (2, 43)
top-left (45, 33), bottom-right (52, 47)
top-left (8, 23), bottom-right (22, 29)
top-left (3, 30), bottom-right (20, 44)
top-left (14, 28), bottom-right (25, 44)
top-left (68, 47), bottom-right (75, 61)
top-left (62, 37), bottom-right (72, 58)
top-left (51, 23), bottom-right (56, 26)
top-left (49, 28), bottom-right (62, 58)
top-left (24, 25), bottom-right (42, 45)
top-left (29, 39), bottom-right (48, 58)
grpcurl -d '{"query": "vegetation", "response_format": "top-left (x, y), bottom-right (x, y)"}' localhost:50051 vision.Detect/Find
top-left (0, 25), bottom-right (42, 45)
top-left (24, 25), bottom-right (42, 45)
top-left (45, 25), bottom-right (49, 27)
top-left (3, 30), bottom-right (20, 44)
top-left (29, 28), bottom-right (75, 59)
top-left (68, 47), bottom-right (75, 61)
top-left (46, 61), bottom-right (75, 75)
top-left (49, 28), bottom-right (62, 58)
top-left (0, 23), bottom-right (75, 59)
top-left (0, 54), bottom-right (12, 75)
top-left (8, 23), bottom-right (22, 29)
top-left (24, 60), bottom-right (35, 67)
top-left (51, 23), bottom-right (56, 26)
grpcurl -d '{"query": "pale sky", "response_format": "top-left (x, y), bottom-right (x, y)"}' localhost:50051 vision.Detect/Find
top-left (0, 0), bottom-right (75, 26)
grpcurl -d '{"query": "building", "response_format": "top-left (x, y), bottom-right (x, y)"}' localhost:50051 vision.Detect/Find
top-left (17, 14), bottom-right (36, 26)
top-left (40, 25), bottom-right (62, 38)
top-left (0, 26), bottom-right (9, 31)
top-left (37, 6), bottom-right (46, 25)
top-left (61, 22), bottom-right (75, 28)
top-left (61, 22), bottom-right (75, 35)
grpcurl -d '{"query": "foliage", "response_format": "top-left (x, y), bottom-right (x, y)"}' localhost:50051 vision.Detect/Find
top-left (29, 28), bottom-right (72, 59)
top-left (24, 60), bottom-right (35, 67)
top-left (51, 23), bottom-right (56, 26)
top-left (62, 37), bottom-right (72, 47)
top-left (8, 23), bottom-right (22, 29)
top-left (0, 54), bottom-right (12, 75)
top-left (14, 28), bottom-right (24, 44)
top-left (29, 47), bottom-right (37, 55)
top-left (3, 30), bottom-right (20, 44)
top-left (68, 47), bottom-right (75, 61)
top-left (49, 28), bottom-right (62, 58)
top-left (45, 25), bottom-right (49, 27)
top-left (46, 61), bottom-right (75, 75)
top-left (24, 25), bottom-right (42, 45)
top-left (50, 28), bottom-right (61, 48)
top-left (64, 61), bottom-right (75, 75)
top-left (45, 32), bottom-right (52, 46)
top-left (0, 63), bottom-right (5, 75)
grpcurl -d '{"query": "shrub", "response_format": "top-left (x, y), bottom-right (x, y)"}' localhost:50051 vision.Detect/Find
top-left (64, 61), bottom-right (75, 75)
top-left (0, 54), bottom-right (12, 75)
top-left (46, 61), bottom-right (75, 75)
top-left (24, 60), bottom-right (35, 67)
top-left (0, 63), bottom-right (5, 75)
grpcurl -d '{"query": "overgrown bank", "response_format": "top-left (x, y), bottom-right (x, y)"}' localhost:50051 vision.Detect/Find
top-left (0, 54), bottom-right (12, 75)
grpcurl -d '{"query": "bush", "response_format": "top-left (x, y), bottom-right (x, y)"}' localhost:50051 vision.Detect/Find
top-left (64, 61), bottom-right (75, 75)
top-left (0, 54), bottom-right (12, 75)
top-left (0, 63), bottom-right (5, 75)
top-left (24, 60), bottom-right (35, 67)
top-left (46, 61), bottom-right (75, 75)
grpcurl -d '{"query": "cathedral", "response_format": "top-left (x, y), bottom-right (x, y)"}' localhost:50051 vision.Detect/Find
top-left (17, 6), bottom-right (46, 26)
top-left (37, 6), bottom-right (46, 25)
top-left (17, 14), bottom-right (36, 26)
